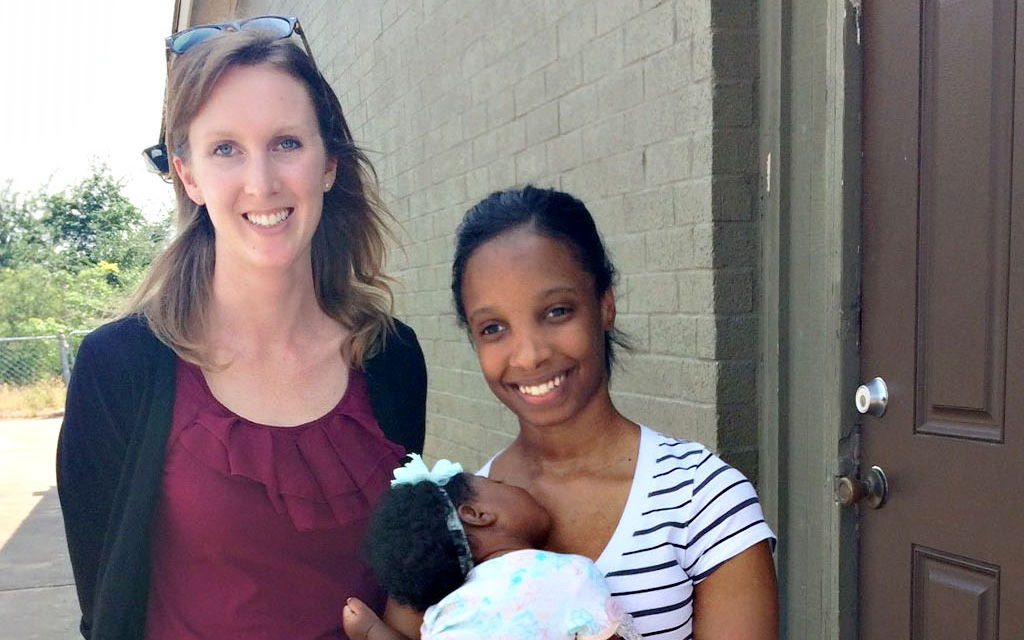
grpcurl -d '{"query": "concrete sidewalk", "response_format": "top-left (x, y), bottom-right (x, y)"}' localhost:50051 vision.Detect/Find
top-left (0, 417), bottom-right (80, 639)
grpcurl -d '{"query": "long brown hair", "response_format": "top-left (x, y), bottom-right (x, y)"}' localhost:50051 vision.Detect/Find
top-left (125, 29), bottom-right (394, 367)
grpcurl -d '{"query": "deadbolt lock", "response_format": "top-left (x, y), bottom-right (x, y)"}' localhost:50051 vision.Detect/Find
top-left (855, 377), bottom-right (889, 417)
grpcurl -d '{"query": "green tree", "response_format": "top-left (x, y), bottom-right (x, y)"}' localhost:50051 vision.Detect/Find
top-left (0, 164), bottom-right (172, 334)
top-left (0, 182), bottom-right (43, 269)
top-left (0, 167), bottom-right (171, 386)
top-left (39, 163), bottom-right (168, 276)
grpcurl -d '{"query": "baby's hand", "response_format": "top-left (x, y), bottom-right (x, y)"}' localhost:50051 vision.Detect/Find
top-left (343, 598), bottom-right (405, 640)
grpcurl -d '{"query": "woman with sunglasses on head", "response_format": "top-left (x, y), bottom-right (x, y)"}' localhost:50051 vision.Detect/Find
top-left (57, 19), bottom-right (425, 640)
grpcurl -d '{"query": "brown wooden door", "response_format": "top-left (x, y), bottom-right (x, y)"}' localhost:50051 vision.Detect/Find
top-left (861, 0), bottom-right (1024, 637)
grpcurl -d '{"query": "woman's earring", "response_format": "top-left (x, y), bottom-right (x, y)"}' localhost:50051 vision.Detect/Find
top-left (324, 182), bottom-right (332, 191)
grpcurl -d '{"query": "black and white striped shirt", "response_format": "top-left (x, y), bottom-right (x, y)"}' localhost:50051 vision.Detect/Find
top-left (480, 425), bottom-right (775, 639)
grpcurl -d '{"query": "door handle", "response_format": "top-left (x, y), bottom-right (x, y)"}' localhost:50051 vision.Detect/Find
top-left (836, 465), bottom-right (889, 509)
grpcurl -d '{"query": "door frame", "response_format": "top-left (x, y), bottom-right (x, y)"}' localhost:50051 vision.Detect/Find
top-left (758, 1), bottom-right (862, 639)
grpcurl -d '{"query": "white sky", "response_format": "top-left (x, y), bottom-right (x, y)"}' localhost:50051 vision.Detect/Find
top-left (0, 1), bottom-right (175, 219)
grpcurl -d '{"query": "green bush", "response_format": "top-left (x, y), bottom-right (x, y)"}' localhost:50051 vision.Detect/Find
top-left (0, 165), bottom-right (172, 388)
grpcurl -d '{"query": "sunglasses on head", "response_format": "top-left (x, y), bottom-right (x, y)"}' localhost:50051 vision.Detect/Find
top-left (165, 15), bottom-right (314, 60)
top-left (143, 15), bottom-right (316, 178)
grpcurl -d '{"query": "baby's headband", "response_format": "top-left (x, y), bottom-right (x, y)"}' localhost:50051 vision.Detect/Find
top-left (392, 454), bottom-right (475, 578)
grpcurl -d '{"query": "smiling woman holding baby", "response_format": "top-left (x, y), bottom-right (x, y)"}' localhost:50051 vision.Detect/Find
top-left (353, 187), bottom-right (777, 640)
top-left (388, 186), bottom-right (776, 640)
top-left (449, 187), bottom-right (777, 639)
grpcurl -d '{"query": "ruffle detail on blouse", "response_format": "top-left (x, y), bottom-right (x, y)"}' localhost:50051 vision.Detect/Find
top-left (173, 373), bottom-right (405, 532)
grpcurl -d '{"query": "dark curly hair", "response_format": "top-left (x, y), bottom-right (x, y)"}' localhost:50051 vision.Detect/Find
top-left (363, 473), bottom-right (476, 611)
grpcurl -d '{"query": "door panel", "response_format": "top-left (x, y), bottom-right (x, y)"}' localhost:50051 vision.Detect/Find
top-left (861, 0), bottom-right (1023, 637)
top-left (911, 546), bottom-right (999, 640)
top-left (917, 0), bottom-right (1013, 443)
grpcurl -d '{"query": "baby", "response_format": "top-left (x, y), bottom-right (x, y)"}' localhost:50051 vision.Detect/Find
top-left (342, 455), bottom-right (638, 640)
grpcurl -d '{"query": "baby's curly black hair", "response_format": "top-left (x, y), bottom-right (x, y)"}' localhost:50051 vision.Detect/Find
top-left (363, 472), bottom-right (476, 611)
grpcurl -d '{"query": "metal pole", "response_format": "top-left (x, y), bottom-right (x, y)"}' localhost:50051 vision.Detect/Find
top-left (58, 331), bottom-right (72, 385)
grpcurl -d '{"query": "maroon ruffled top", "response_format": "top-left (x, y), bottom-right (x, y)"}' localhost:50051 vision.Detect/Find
top-left (145, 359), bottom-right (405, 640)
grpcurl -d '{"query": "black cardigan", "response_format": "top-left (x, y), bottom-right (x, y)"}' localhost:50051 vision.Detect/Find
top-left (56, 316), bottom-right (426, 640)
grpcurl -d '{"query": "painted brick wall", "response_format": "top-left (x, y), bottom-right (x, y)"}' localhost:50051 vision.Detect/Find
top-left (227, 0), bottom-right (761, 477)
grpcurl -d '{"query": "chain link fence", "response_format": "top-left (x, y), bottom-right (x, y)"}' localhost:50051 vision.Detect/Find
top-left (0, 331), bottom-right (88, 386)
top-left (0, 331), bottom-right (89, 418)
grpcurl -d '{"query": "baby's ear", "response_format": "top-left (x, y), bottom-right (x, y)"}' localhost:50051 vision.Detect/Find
top-left (458, 503), bottom-right (496, 528)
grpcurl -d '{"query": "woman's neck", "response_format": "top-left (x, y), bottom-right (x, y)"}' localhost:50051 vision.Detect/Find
top-left (512, 389), bottom-right (637, 469)
top-left (207, 261), bottom-right (330, 350)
